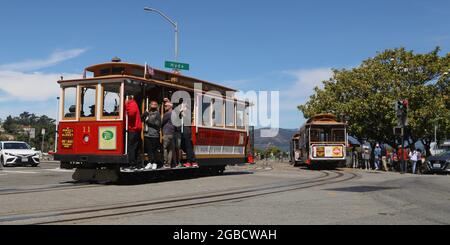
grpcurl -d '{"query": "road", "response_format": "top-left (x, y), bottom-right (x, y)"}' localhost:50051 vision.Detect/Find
top-left (0, 161), bottom-right (449, 225)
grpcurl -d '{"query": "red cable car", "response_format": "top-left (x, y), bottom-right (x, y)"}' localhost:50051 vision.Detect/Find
top-left (54, 58), bottom-right (254, 182)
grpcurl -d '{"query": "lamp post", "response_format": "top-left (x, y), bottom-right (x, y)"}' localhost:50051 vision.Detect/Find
top-left (144, 7), bottom-right (179, 63)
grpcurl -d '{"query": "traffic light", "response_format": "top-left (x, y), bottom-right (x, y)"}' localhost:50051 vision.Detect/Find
top-left (396, 99), bottom-right (409, 127)
top-left (396, 101), bottom-right (404, 118)
top-left (402, 99), bottom-right (409, 116)
top-left (394, 126), bottom-right (404, 136)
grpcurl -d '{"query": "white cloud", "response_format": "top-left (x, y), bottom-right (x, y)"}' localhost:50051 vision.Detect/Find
top-left (0, 49), bottom-right (87, 72)
top-left (278, 68), bottom-right (333, 128)
top-left (0, 49), bottom-right (85, 102)
top-left (0, 70), bottom-right (80, 102)
top-left (282, 68), bottom-right (333, 101)
top-left (220, 68), bottom-right (333, 129)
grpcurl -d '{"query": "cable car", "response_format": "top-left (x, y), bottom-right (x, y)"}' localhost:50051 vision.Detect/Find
top-left (290, 114), bottom-right (348, 169)
top-left (54, 58), bottom-right (254, 182)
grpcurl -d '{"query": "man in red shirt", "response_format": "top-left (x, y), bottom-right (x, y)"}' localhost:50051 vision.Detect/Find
top-left (126, 95), bottom-right (142, 169)
top-left (398, 147), bottom-right (409, 174)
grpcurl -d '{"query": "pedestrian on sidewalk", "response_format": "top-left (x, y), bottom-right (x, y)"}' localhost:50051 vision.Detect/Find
top-left (398, 147), bottom-right (409, 174)
top-left (352, 146), bottom-right (359, 169)
top-left (362, 146), bottom-right (371, 170)
top-left (381, 144), bottom-right (389, 171)
top-left (374, 144), bottom-right (382, 171)
top-left (392, 150), bottom-right (399, 171)
top-left (409, 149), bottom-right (420, 174)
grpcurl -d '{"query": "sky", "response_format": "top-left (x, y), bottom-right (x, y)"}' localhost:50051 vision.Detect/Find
top-left (0, 0), bottom-right (449, 129)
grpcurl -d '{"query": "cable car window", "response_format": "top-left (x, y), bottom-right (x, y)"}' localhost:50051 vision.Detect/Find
top-left (310, 129), bottom-right (324, 142)
top-left (202, 99), bottom-right (212, 127)
top-left (63, 86), bottom-right (77, 119)
top-left (212, 98), bottom-right (224, 127)
top-left (332, 129), bottom-right (345, 142)
top-left (236, 103), bottom-right (245, 130)
top-left (102, 83), bottom-right (121, 118)
top-left (225, 100), bottom-right (235, 128)
top-left (80, 85), bottom-right (97, 119)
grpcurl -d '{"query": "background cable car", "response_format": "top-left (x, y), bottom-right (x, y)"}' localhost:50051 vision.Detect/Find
top-left (290, 114), bottom-right (348, 169)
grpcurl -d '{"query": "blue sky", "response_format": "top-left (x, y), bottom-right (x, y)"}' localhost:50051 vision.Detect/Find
top-left (0, 0), bottom-right (449, 128)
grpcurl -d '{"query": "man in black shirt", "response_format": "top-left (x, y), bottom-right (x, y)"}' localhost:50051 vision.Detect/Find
top-left (162, 100), bottom-right (175, 168)
top-left (142, 101), bottom-right (161, 170)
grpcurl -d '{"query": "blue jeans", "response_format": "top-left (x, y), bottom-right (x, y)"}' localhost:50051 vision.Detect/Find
top-left (411, 161), bottom-right (417, 174)
top-left (374, 157), bottom-right (381, 170)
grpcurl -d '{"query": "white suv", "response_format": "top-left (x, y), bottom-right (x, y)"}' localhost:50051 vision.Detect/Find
top-left (0, 141), bottom-right (40, 167)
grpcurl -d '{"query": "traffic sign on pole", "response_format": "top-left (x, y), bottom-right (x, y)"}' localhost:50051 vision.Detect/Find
top-left (29, 128), bottom-right (36, 139)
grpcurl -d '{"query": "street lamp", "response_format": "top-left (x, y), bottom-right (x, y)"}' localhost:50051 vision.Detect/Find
top-left (144, 7), bottom-right (179, 62)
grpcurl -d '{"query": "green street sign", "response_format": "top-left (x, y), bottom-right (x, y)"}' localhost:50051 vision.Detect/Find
top-left (165, 61), bottom-right (190, 71)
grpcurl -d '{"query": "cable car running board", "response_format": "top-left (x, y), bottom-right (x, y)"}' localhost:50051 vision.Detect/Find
top-left (120, 166), bottom-right (200, 174)
top-left (73, 169), bottom-right (119, 183)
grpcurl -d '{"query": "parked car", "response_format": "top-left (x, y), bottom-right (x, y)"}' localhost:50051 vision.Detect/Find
top-left (0, 141), bottom-right (40, 167)
top-left (430, 140), bottom-right (450, 156)
top-left (424, 150), bottom-right (450, 174)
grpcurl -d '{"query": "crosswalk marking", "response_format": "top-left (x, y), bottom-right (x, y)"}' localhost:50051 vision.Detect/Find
top-left (44, 168), bottom-right (74, 173)
top-left (0, 170), bottom-right (40, 174)
top-left (0, 168), bottom-right (74, 175)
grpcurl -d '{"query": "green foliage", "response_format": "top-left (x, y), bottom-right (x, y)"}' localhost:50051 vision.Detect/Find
top-left (255, 146), bottom-right (283, 158)
top-left (0, 112), bottom-right (56, 152)
top-left (299, 47), bottom-right (450, 155)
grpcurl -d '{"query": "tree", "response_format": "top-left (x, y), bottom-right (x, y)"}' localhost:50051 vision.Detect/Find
top-left (264, 146), bottom-right (282, 157)
top-left (299, 47), bottom-right (450, 156)
top-left (0, 113), bottom-right (56, 151)
top-left (3, 116), bottom-right (17, 134)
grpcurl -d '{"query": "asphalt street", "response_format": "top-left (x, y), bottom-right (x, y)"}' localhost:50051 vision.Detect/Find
top-left (0, 161), bottom-right (449, 225)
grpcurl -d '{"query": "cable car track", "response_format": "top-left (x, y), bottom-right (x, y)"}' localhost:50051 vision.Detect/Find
top-left (0, 170), bottom-right (359, 225)
top-left (0, 183), bottom-right (101, 196)
top-left (0, 167), bottom-right (273, 196)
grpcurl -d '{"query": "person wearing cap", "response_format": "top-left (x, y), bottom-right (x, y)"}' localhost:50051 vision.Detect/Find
top-left (125, 95), bottom-right (142, 169)
top-left (162, 99), bottom-right (175, 168)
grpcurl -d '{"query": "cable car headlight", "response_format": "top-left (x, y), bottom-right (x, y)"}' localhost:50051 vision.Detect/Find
top-left (83, 135), bottom-right (90, 143)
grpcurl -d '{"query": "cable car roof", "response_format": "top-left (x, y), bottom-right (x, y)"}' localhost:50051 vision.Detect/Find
top-left (58, 59), bottom-right (237, 93)
top-left (305, 113), bottom-right (345, 125)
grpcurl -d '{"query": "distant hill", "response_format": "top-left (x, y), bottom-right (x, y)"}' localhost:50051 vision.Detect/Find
top-left (254, 128), bottom-right (297, 152)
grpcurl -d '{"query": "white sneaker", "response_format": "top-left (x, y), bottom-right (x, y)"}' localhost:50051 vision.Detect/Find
top-left (152, 164), bottom-right (158, 170)
top-left (145, 163), bottom-right (153, 170)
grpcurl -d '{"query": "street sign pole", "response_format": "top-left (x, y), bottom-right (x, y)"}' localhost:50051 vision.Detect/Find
top-left (41, 128), bottom-right (46, 153)
top-left (144, 7), bottom-right (180, 72)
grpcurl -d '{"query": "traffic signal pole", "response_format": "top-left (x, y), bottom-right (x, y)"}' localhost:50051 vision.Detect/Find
top-left (396, 99), bottom-right (409, 174)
